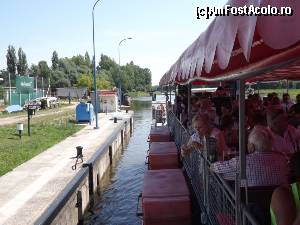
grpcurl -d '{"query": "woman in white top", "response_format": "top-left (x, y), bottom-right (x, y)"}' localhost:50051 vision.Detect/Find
top-left (181, 114), bottom-right (229, 160)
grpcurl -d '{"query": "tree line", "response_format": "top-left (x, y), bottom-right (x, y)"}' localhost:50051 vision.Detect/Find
top-left (0, 45), bottom-right (152, 93)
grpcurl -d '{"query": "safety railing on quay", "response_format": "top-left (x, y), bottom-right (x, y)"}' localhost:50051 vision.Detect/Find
top-left (167, 110), bottom-right (260, 225)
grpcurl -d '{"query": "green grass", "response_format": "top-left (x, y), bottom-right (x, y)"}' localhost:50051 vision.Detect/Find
top-left (258, 89), bottom-right (300, 101)
top-left (0, 111), bottom-right (83, 176)
top-left (127, 91), bottom-right (150, 98)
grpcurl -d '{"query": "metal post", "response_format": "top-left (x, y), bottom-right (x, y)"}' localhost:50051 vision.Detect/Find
top-left (28, 112), bottom-right (31, 136)
top-left (237, 79), bottom-right (246, 225)
top-left (165, 86), bottom-right (168, 107)
top-left (76, 191), bottom-right (83, 225)
top-left (92, 0), bottom-right (101, 129)
top-left (121, 130), bottom-right (124, 147)
top-left (42, 77), bottom-right (44, 97)
top-left (83, 163), bottom-right (94, 209)
top-left (187, 82), bottom-right (191, 126)
top-left (130, 117), bottom-right (133, 136)
top-left (8, 72), bottom-right (11, 105)
top-left (169, 86), bottom-right (172, 105)
top-left (109, 145), bottom-right (113, 165)
top-left (35, 75), bottom-right (38, 95)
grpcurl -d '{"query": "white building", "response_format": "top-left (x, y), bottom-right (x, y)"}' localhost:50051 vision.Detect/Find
top-left (91, 90), bottom-right (118, 113)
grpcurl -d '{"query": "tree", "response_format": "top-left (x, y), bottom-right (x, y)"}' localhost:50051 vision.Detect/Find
top-left (29, 64), bottom-right (39, 76)
top-left (17, 48), bottom-right (28, 75)
top-left (38, 61), bottom-right (51, 79)
top-left (96, 76), bottom-right (112, 90)
top-left (98, 54), bottom-right (118, 71)
top-left (77, 74), bottom-right (92, 90)
top-left (6, 45), bottom-right (17, 75)
top-left (71, 55), bottom-right (85, 66)
top-left (84, 52), bottom-right (91, 66)
top-left (51, 70), bottom-right (69, 87)
top-left (51, 51), bottom-right (59, 70)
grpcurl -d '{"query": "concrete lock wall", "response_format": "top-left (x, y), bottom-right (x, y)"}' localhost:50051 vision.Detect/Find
top-left (51, 177), bottom-right (89, 225)
top-left (48, 116), bottom-right (133, 225)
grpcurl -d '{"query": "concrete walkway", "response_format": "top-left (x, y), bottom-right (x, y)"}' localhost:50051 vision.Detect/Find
top-left (0, 111), bottom-right (133, 225)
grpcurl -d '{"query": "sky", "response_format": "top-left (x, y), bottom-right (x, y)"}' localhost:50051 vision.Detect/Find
top-left (0, 0), bottom-right (228, 85)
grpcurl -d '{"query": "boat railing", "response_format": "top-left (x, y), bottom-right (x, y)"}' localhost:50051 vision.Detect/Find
top-left (167, 110), bottom-right (260, 225)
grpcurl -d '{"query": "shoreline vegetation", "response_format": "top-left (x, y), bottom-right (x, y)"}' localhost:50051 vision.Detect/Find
top-left (1, 47), bottom-right (152, 94)
top-left (127, 91), bottom-right (150, 98)
top-left (0, 111), bottom-right (83, 176)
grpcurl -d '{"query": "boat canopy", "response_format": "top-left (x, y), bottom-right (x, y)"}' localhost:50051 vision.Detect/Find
top-left (160, 0), bottom-right (300, 85)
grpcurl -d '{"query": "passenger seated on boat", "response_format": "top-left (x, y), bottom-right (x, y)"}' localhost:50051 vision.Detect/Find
top-left (221, 102), bottom-right (232, 118)
top-left (190, 96), bottom-right (200, 119)
top-left (270, 151), bottom-right (300, 225)
top-left (210, 126), bottom-right (289, 187)
top-left (267, 107), bottom-right (300, 156)
top-left (248, 110), bottom-right (267, 129)
top-left (288, 104), bottom-right (300, 132)
top-left (207, 106), bottom-right (219, 128)
top-left (289, 94), bottom-right (300, 115)
top-left (271, 96), bottom-right (282, 108)
top-left (199, 97), bottom-right (212, 114)
top-left (180, 106), bottom-right (188, 128)
top-left (282, 93), bottom-right (294, 113)
top-left (219, 115), bottom-right (238, 154)
top-left (181, 114), bottom-right (229, 160)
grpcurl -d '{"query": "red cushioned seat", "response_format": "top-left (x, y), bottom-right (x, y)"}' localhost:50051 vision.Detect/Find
top-left (149, 126), bottom-right (171, 142)
top-left (149, 142), bottom-right (179, 169)
top-left (142, 169), bottom-right (191, 225)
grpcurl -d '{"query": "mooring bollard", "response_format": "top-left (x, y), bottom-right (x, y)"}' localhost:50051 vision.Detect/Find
top-left (72, 146), bottom-right (84, 170)
top-left (76, 146), bottom-right (83, 158)
top-left (114, 117), bottom-right (117, 123)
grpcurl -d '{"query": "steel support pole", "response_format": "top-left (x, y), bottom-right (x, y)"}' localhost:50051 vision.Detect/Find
top-left (236, 79), bottom-right (246, 225)
top-left (187, 82), bottom-right (191, 126)
top-left (169, 86), bottom-right (172, 104)
top-left (92, 0), bottom-right (101, 129)
top-left (165, 86), bottom-right (168, 107)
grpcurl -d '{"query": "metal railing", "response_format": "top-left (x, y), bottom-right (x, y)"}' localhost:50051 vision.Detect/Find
top-left (167, 110), bottom-right (260, 225)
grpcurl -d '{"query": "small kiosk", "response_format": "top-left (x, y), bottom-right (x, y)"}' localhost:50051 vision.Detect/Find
top-left (75, 102), bottom-right (94, 123)
top-left (91, 90), bottom-right (118, 113)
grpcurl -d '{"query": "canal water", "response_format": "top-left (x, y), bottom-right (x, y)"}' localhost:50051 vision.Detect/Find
top-left (85, 96), bottom-right (157, 225)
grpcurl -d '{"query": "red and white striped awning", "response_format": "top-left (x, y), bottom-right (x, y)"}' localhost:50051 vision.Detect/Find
top-left (160, 0), bottom-right (300, 85)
